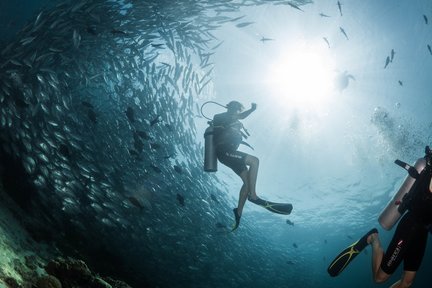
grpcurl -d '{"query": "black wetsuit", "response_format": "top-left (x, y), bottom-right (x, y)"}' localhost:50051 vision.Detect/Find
top-left (213, 112), bottom-right (247, 176)
top-left (381, 168), bottom-right (432, 274)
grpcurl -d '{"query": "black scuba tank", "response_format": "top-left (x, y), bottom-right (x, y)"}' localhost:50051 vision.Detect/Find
top-left (204, 122), bottom-right (217, 172)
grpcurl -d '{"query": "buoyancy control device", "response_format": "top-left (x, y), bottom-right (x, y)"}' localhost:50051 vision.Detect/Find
top-left (378, 146), bottom-right (432, 230)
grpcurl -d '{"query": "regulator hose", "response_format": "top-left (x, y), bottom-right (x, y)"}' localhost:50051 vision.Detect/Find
top-left (200, 101), bottom-right (226, 121)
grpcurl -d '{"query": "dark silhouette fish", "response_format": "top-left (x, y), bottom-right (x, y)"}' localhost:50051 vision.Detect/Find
top-left (384, 56), bottom-right (390, 68)
top-left (286, 219), bottom-right (294, 226)
top-left (236, 22), bottom-right (254, 28)
top-left (319, 13), bottom-right (331, 17)
top-left (293, 243), bottom-right (298, 248)
top-left (337, 1), bottom-right (343, 16)
top-left (398, 80), bottom-right (403, 86)
top-left (428, 44), bottom-right (432, 55)
top-left (125, 107), bottom-right (135, 123)
top-left (287, 3), bottom-right (303, 12)
top-left (150, 142), bottom-right (161, 150)
top-left (286, 260), bottom-right (295, 265)
top-left (173, 165), bottom-right (182, 174)
top-left (150, 164), bottom-right (161, 173)
top-left (323, 37), bottom-right (330, 48)
top-left (111, 29), bottom-right (127, 35)
top-left (390, 49), bottom-right (395, 62)
top-left (150, 115), bottom-right (161, 126)
top-left (135, 130), bottom-right (150, 140)
top-left (424, 14), bottom-right (428, 25)
top-left (176, 193), bottom-right (185, 206)
top-left (215, 222), bottom-right (226, 229)
top-left (127, 196), bottom-right (144, 210)
top-left (59, 144), bottom-right (71, 158)
top-left (210, 194), bottom-right (219, 203)
top-left (81, 101), bottom-right (94, 109)
top-left (260, 36), bottom-right (274, 43)
top-left (339, 27), bottom-right (348, 40)
top-left (87, 109), bottom-right (97, 123)
top-left (86, 26), bottom-right (97, 35)
top-left (133, 132), bottom-right (144, 153)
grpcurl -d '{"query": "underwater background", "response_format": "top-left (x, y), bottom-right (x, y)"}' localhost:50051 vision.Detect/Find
top-left (0, 0), bottom-right (432, 287)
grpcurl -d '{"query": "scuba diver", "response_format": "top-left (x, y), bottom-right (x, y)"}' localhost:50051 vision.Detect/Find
top-left (366, 147), bottom-right (432, 288)
top-left (328, 146), bottom-right (432, 288)
top-left (203, 100), bottom-right (292, 231)
top-left (212, 101), bottom-right (258, 230)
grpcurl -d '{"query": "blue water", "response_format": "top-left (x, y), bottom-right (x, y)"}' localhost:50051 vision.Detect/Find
top-left (1, 0), bottom-right (432, 287)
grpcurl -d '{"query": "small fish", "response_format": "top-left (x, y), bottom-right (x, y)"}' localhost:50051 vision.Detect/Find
top-left (161, 154), bottom-right (174, 159)
top-left (87, 109), bottom-right (97, 123)
top-left (398, 80), bottom-right (403, 86)
top-left (150, 164), bottom-right (161, 173)
top-left (215, 222), bottom-right (226, 229)
top-left (323, 37), bottom-right (330, 48)
top-left (81, 101), bottom-right (94, 109)
top-left (287, 3), bottom-right (303, 12)
top-left (286, 219), bottom-right (294, 226)
top-left (319, 13), bottom-right (331, 17)
top-left (133, 133), bottom-right (144, 153)
top-left (337, 1), bottom-right (343, 16)
top-left (428, 44), bottom-right (432, 55)
top-left (210, 194), bottom-right (219, 203)
top-left (324, 239), bottom-right (328, 244)
top-left (150, 115), bottom-right (161, 126)
top-left (125, 106), bottom-right (135, 122)
top-left (286, 260), bottom-right (295, 265)
top-left (59, 144), bottom-right (71, 158)
top-left (86, 26), bottom-right (97, 35)
top-left (260, 36), bottom-right (274, 43)
top-left (176, 193), bottom-right (185, 206)
top-left (135, 130), bottom-right (150, 140)
top-left (173, 165), bottom-right (182, 174)
top-left (339, 27), bottom-right (349, 40)
top-left (424, 14), bottom-right (428, 25)
top-left (390, 49), bottom-right (395, 62)
top-left (150, 142), bottom-right (161, 150)
top-left (293, 243), bottom-right (298, 248)
top-left (111, 29), bottom-right (127, 35)
top-left (151, 43), bottom-right (164, 48)
top-left (236, 22), bottom-right (254, 28)
top-left (384, 56), bottom-right (390, 68)
top-left (127, 196), bottom-right (144, 210)
top-left (15, 98), bottom-right (29, 108)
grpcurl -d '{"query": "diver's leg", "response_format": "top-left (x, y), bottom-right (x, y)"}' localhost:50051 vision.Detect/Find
top-left (368, 232), bottom-right (391, 283)
top-left (389, 271), bottom-right (416, 288)
top-left (244, 154), bottom-right (259, 199)
top-left (237, 170), bottom-right (249, 216)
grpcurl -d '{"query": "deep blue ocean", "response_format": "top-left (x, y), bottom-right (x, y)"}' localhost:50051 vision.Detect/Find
top-left (1, 0), bottom-right (432, 287)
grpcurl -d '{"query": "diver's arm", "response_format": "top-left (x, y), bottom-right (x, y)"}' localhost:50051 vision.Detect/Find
top-left (238, 103), bottom-right (257, 119)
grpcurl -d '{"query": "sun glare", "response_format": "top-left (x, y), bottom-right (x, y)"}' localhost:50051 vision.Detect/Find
top-left (265, 42), bottom-right (336, 110)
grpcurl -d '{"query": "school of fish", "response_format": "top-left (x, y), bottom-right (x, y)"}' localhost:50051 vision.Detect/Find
top-left (0, 0), bottom-right (309, 287)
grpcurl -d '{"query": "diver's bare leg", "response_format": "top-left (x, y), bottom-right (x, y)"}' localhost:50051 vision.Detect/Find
top-left (368, 233), bottom-right (391, 283)
top-left (244, 155), bottom-right (259, 199)
top-left (237, 170), bottom-right (250, 216)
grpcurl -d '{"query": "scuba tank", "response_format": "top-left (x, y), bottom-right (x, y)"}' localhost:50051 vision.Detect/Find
top-left (201, 101), bottom-right (226, 173)
top-left (204, 121), bottom-right (217, 172)
top-left (378, 146), bottom-right (432, 230)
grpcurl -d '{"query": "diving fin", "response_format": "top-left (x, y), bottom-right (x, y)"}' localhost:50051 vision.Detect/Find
top-left (231, 208), bottom-right (241, 232)
top-left (327, 228), bottom-right (378, 277)
top-left (248, 197), bottom-right (293, 215)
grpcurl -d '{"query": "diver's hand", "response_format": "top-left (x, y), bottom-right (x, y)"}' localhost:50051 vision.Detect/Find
top-left (251, 103), bottom-right (257, 111)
